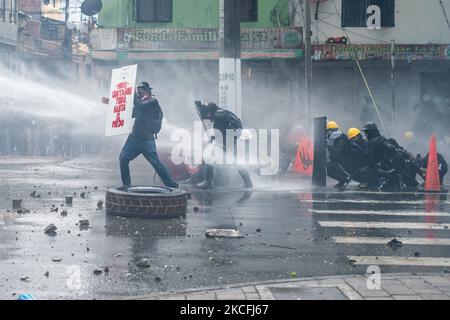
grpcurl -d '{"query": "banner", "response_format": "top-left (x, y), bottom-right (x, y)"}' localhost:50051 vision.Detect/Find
top-left (105, 64), bottom-right (137, 136)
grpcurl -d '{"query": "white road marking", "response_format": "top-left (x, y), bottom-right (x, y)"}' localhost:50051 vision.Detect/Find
top-left (348, 256), bottom-right (450, 267)
top-left (310, 209), bottom-right (450, 217)
top-left (333, 236), bottom-right (450, 246)
top-left (318, 221), bottom-right (450, 230)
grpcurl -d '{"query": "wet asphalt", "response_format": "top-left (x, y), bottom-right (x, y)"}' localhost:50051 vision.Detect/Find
top-left (0, 156), bottom-right (449, 299)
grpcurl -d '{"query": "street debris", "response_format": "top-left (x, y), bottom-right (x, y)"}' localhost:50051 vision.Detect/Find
top-left (52, 257), bottom-right (62, 262)
top-left (44, 271), bottom-right (49, 277)
top-left (17, 208), bottom-right (30, 214)
top-left (260, 242), bottom-right (297, 250)
top-left (17, 294), bottom-right (34, 300)
top-left (30, 191), bottom-right (36, 198)
top-left (114, 253), bottom-right (122, 258)
top-left (93, 269), bottom-right (103, 276)
top-left (387, 238), bottom-right (403, 248)
top-left (20, 276), bottom-right (30, 282)
top-left (50, 207), bottom-right (58, 212)
top-left (256, 228), bottom-right (262, 233)
top-left (80, 192), bottom-right (86, 199)
top-left (60, 210), bottom-right (68, 217)
top-left (79, 219), bottom-right (90, 226)
top-left (65, 195), bottom-right (73, 206)
top-left (193, 207), bottom-right (200, 213)
top-left (205, 229), bottom-right (242, 238)
top-left (44, 224), bottom-right (57, 235)
top-left (97, 200), bottom-right (104, 210)
top-left (136, 258), bottom-right (151, 268)
top-left (289, 271), bottom-right (298, 278)
top-left (12, 199), bottom-right (22, 211)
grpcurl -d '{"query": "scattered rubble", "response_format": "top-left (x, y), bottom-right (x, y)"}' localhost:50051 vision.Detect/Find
top-left (65, 195), bottom-right (73, 206)
top-left (136, 258), bottom-right (151, 268)
top-left (93, 269), bottom-right (103, 276)
top-left (205, 229), bottom-right (242, 238)
top-left (387, 238), bottom-right (403, 248)
top-left (44, 224), bottom-right (57, 235)
top-left (12, 199), bottom-right (22, 211)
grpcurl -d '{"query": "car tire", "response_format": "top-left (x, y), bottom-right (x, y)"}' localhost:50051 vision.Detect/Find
top-left (106, 186), bottom-right (188, 218)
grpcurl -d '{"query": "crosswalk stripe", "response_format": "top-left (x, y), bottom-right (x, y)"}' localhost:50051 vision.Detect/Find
top-left (318, 221), bottom-right (450, 230)
top-left (348, 255), bottom-right (450, 267)
top-left (311, 209), bottom-right (450, 217)
top-left (333, 236), bottom-right (450, 246)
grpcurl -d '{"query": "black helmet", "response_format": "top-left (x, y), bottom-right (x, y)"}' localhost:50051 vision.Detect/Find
top-left (206, 102), bottom-right (219, 114)
top-left (137, 81), bottom-right (152, 90)
top-left (362, 122), bottom-right (378, 132)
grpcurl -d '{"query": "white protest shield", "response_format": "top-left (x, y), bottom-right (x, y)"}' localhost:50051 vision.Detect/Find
top-left (105, 64), bottom-right (138, 136)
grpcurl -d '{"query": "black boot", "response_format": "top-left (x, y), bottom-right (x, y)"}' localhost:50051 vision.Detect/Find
top-left (197, 165), bottom-right (213, 189)
top-left (238, 169), bottom-right (253, 189)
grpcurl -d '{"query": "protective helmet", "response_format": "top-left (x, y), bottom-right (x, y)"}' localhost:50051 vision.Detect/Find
top-left (326, 121), bottom-right (339, 130)
top-left (404, 131), bottom-right (414, 140)
top-left (347, 128), bottom-right (361, 140)
top-left (362, 122), bottom-right (378, 132)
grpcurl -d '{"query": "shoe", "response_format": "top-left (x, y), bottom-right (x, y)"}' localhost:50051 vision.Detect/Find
top-left (334, 176), bottom-right (350, 190)
top-left (243, 179), bottom-right (253, 189)
top-left (197, 180), bottom-right (213, 189)
top-left (376, 178), bottom-right (388, 191)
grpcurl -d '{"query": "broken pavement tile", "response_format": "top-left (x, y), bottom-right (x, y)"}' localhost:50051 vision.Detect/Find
top-left (93, 269), bottom-right (103, 276)
top-left (136, 258), bottom-right (151, 268)
top-left (387, 238), bottom-right (403, 248)
top-left (205, 229), bottom-right (242, 238)
top-left (44, 224), bottom-right (57, 234)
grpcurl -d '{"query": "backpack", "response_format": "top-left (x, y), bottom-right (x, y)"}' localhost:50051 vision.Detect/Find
top-left (151, 102), bottom-right (163, 135)
top-left (220, 109), bottom-right (243, 130)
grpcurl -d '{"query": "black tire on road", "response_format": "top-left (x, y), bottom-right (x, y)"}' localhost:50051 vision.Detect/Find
top-left (106, 186), bottom-right (188, 218)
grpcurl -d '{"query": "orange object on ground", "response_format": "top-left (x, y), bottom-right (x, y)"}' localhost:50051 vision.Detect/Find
top-left (425, 135), bottom-right (441, 192)
top-left (293, 137), bottom-right (314, 176)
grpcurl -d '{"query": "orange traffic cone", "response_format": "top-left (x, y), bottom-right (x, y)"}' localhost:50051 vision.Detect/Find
top-left (425, 135), bottom-right (441, 192)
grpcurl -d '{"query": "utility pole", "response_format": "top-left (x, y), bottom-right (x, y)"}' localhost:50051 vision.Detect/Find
top-left (64, 0), bottom-right (72, 58)
top-left (219, 0), bottom-right (242, 117)
top-left (304, 0), bottom-right (312, 125)
top-left (391, 40), bottom-right (395, 123)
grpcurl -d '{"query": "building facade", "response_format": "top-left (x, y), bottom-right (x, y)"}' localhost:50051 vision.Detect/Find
top-left (90, 0), bottom-right (303, 129)
top-left (291, 0), bottom-right (450, 134)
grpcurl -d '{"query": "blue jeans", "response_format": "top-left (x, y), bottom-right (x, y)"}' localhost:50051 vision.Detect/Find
top-left (119, 135), bottom-right (178, 188)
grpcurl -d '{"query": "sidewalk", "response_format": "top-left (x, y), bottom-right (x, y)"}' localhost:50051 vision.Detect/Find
top-left (135, 273), bottom-right (450, 300)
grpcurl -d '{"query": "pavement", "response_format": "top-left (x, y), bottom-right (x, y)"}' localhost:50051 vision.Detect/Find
top-left (1, 156), bottom-right (450, 300)
top-left (136, 273), bottom-right (450, 300)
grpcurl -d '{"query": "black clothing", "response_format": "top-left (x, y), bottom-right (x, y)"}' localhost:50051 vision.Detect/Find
top-left (131, 94), bottom-right (162, 140)
top-left (422, 153), bottom-right (448, 185)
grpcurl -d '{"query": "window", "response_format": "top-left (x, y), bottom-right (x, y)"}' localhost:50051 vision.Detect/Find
top-left (136, 0), bottom-right (172, 22)
top-left (241, 0), bottom-right (258, 22)
top-left (342, 0), bottom-right (395, 27)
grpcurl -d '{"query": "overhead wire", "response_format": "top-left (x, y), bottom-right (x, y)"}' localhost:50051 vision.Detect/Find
top-left (329, 0), bottom-right (389, 136)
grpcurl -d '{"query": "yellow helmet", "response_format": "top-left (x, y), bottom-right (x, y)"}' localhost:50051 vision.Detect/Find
top-left (347, 128), bottom-right (361, 140)
top-left (404, 131), bottom-right (414, 140)
top-left (326, 121), bottom-right (339, 130)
